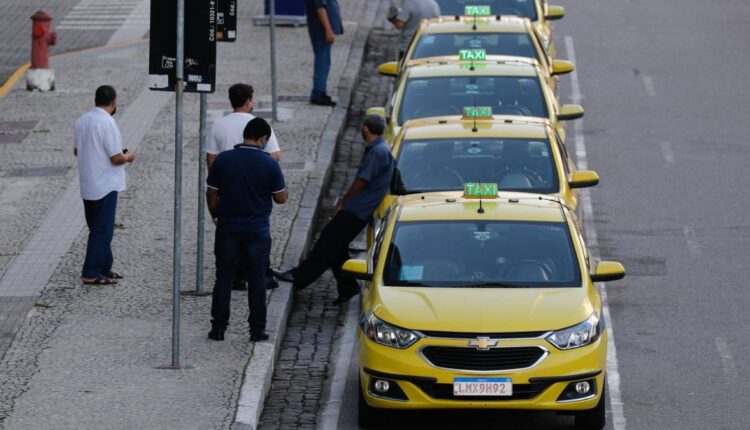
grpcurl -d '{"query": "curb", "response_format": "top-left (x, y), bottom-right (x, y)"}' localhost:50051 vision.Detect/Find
top-left (232, 5), bottom-right (379, 429)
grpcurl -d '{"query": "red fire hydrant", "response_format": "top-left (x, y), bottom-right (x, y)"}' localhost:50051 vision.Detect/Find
top-left (27, 11), bottom-right (57, 91)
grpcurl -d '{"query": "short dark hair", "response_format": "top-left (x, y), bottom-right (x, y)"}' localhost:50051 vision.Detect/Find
top-left (228, 83), bottom-right (254, 109)
top-left (95, 85), bottom-right (117, 106)
top-left (243, 117), bottom-right (272, 141)
top-left (364, 114), bottom-right (386, 136)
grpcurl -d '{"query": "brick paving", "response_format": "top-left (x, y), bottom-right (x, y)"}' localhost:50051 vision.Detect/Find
top-left (258, 26), bottom-right (398, 430)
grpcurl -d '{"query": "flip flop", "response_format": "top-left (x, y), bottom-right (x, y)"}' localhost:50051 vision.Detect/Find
top-left (81, 277), bottom-right (118, 285)
top-left (107, 272), bottom-right (124, 279)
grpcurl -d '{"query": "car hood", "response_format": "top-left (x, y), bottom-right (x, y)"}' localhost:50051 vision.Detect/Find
top-left (372, 286), bottom-right (593, 333)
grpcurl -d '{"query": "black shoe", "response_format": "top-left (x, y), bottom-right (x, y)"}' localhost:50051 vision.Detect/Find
top-left (250, 331), bottom-right (269, 342)
top-left (321, 93), bottom-right (334, 101)
top-left (265, 277), bottom-right (280, 290)
top-left (271, 268), bottom-right (295, 283)
top-left (208, 329), bottom-right (225, 341)
top-left (232, 281), bottom-right (247, 291)
top-left (333, 286), bottom-right (360, 305)
top-left (310, 96), bottom-right (337, 107)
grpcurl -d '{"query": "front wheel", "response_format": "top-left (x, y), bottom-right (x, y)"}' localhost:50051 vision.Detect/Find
top-left (358, 377), bottom-right (384, 429)
top-left (574, 381), bottom-right (606, 430)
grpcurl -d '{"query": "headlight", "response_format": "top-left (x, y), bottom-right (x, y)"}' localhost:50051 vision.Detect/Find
top-left (360, 312), bottom-right (420, 349)
top-left (546, 314), bottom-right (603, 350)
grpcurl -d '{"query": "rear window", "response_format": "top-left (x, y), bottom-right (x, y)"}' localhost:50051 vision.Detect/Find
top-left (434, 0), bottom-right (538, 20)
top-left (383, 220), bottom-right (580, 287)
top-left (413, 33), bottom-right (538, 61)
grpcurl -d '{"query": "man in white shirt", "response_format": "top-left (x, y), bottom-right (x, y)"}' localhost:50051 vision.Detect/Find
top-left (74, 85), bottom-right (135, 285)
top-left (206, 83), bottom-right (282, 291)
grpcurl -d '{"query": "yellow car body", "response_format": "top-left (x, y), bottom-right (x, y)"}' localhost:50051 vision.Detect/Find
top-left (343, 192), bottom-right (626, 428)
top-left (368, 60), bottom-right (583, 145)
top-left (391, 16), bottom-right (574, 91)
top-left (431, 0), bottom-right (565, 57)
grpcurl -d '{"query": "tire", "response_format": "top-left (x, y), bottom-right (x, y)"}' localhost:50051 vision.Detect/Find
top-left (358, 377), bottom-right (383, 429)
top-left (574, 381), bottom-right (606, 430)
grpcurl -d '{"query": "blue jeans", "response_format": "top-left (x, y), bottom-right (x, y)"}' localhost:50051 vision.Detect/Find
top-left (82, 191), bottom-right (118, 278)
top-left (311, 38), bottom-right (332, 100)
top-left (211, 227), bottom-right (272, 334)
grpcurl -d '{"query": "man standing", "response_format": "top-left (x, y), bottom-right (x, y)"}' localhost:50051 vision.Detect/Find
top-left (207, 83), bottom-right (281, 291)
top-left (206, 118), bottom-right (288, 342)
top-left (305, 0), bottom-right (343, 106)
top-left (273, 115), bottom-right (394, 304)
top-left (387, 0), bottom-right (441, 59)
top-left (75, 85), bottom-right (135, 285)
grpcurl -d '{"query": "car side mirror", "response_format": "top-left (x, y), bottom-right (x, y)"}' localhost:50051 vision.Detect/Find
top-left (545, 5), bottom-right (565, 21)
top-left (377, 62), bottom-right (399, 77)
top-left (342, 259), bottom-right (373, 281)
top-left (591, 261), bottom-right (626, 282)
top-left (366, 106), bottom-right (387, 119)
top-left (551, 60), bottom-right (575, 76)
top-left (569, 170), bottom-right (599, 189)
top-left (558, 104), bottom-right (584, 121)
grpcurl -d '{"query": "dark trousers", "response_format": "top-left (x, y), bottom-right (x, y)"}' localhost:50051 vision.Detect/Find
top-left (211, 227), bottom-right (272, 334)
top-left (234, 265), bottom-right (276, 288)
top-left (292, 211), bottom-right (367, 294)
top-left (82, 191), bottom-right (118, 278)
top-left (311, 38), bottom-right (332, 99)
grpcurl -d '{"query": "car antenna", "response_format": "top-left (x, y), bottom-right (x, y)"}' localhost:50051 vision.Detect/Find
top-left (472, 13), bottom-right (477, 30)
top-left (472, 103), bottom-right (478, 132)
top-left (477, 180), bottom-right (485, 214)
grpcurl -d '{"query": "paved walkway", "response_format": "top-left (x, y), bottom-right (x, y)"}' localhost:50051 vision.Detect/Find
top-left (0, 0), bottom-right (375, 428)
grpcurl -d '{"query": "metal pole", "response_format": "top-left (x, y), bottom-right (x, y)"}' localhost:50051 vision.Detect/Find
top-left (196, 93), bottom-right (207, 294)
top-left (172, 0), bottom-right (185, 369)
top-left (269, 0), bottom-right (278, 121)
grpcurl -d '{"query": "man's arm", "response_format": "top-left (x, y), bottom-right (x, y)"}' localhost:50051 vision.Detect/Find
top-left (317, 6), bottom-right (336, 43)
top-left (110, 151), bottom-right (135, 165)
top-left (334, 178), bottom-right (367, 214)
top-left (206, 188), bottom-right (220, 219)
top-left (206, 153), bottom-right (217, 171)
top-left (272, 189), bottom-right (289, 204)
top-left (269, 151), bottom-right (281, 161)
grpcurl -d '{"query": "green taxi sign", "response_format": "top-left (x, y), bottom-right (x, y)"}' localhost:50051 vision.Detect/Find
top-left (463, 106), bottom-right (493, 118)
top-left (464, 182), bottom-right (498, 199)
top-left (465, 5), bottom-right (491, 16)
top-left (459, 49), bottom-right (486, 61)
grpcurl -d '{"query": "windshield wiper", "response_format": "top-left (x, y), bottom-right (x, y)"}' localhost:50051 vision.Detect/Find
top-left (446, 282), bottom-right (536, 288)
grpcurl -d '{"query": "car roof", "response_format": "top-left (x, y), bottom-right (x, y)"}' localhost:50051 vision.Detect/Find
top-left (421, 16), bottom-right (531, 34)
top-left (400, 116), bottom-right (550, 140)
top-left (405, 61), bottom-right (540, 78)
top-left (397, 191), bottom-right (566, 223)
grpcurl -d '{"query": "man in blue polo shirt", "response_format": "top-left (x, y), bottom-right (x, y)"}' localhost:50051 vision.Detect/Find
top-left (305, 0), bottom-right (343, 106)
top-left (273, 115), bottom-right (394, 304)
top-left (206, 118), bottom-right (288, 342)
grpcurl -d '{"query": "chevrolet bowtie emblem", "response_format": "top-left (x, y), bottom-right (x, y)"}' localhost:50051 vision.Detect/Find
top-left (468, 337), bottom-right (499, 350)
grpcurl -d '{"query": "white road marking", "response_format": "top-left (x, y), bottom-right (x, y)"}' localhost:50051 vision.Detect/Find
top-left (60, 0), bottom-right (147, 32)
top-left (318, 299), bottom-right (358, 430)
top-left (715, 338), bottom-right (739, 378)
top-left (643, 76), bottom-right (656, 96)
top-left (683, 226), bottom-right (701, 257)
top-left (566, 35), bottom-right (627, 430)
top-left (660, 141), bottom-right (675, 166)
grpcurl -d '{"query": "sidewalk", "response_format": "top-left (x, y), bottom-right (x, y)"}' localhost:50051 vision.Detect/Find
top-left (0, 0), bottom-right (378, 428)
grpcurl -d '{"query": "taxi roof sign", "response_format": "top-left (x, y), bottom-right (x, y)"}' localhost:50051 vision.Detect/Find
top-left (465, 5), bottom-right (491, 16)
top-left (459, 49), bottom-right (486, 61)
top-left (463, 106), bottom-right (493, 119)
top-left (464, 182), bottom-right (498, 199)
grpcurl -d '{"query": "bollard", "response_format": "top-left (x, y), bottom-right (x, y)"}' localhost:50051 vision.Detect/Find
top-left (27, 11), bottom-right (57, 91)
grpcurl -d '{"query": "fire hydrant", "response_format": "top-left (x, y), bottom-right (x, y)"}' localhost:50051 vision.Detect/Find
top-left (27, 11), bottom-right (57, 91)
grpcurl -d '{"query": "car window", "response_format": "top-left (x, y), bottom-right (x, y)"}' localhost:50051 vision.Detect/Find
top-left (413, 33), bottom-right (538, 61)
top-left (383, 220), bottom-right (580, 287)
top-left (434, 0), bottom-right (538, 20)
top-left (396, 138), bottom-right (558, 194)
top-left (397, 76), bottom-right (548, 125)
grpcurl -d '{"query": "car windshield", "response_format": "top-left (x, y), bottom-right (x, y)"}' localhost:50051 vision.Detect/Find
top-left (434, 0), bottom-right (538, 20)
top-left (397, 76), bottom-right (547, 125)
top-left (412, 33), bottom-right (539, 61)
top-left (383, 221), bottom-right (580, 288)
top-left (396, 138), bottom-right (557, 193)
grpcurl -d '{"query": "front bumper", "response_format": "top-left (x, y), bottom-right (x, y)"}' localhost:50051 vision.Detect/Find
top-left (358, 329), bottom-right (606, 411)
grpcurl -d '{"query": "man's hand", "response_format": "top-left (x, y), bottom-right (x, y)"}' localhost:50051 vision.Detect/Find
top-left (325, 30), bottom-right (335, 44)
top-left (125, 150), bottom-right (136, 163)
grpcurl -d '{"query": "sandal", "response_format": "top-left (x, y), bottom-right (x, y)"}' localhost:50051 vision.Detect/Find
top-left (107, 272), bottom-right (124, 279)
top-left (82, 276), bottom-right (118, 285)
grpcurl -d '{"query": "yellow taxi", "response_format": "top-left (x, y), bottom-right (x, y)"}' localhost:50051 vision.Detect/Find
top-left (432, 0), bottom-right (565, 56)
top-left (342, 189), bottom-right (626, 429)
top-left (383, 15), bottom-right (574, 90)
top-left (367, 59), bottom-right (583, 144)
top-left (381, 108), bottom-right (598, 217)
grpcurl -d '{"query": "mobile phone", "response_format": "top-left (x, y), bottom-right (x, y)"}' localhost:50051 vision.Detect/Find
top-left (123, 149), bottom-right (129, 154)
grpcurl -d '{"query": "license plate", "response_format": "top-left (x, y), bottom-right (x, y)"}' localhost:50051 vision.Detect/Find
top-left (453, 377), bottom-right (512, 396)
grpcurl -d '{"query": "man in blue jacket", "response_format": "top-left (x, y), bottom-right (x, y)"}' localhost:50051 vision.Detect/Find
top-left (306, 0), bottom-right (343, 106)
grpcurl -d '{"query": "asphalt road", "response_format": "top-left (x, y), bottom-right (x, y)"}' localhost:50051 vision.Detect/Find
top-left (324, 0), bottom-right (750, 428)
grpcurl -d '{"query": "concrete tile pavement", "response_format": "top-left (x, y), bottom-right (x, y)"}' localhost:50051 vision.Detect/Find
top-left (0, 0), bottom-right (384, 428)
